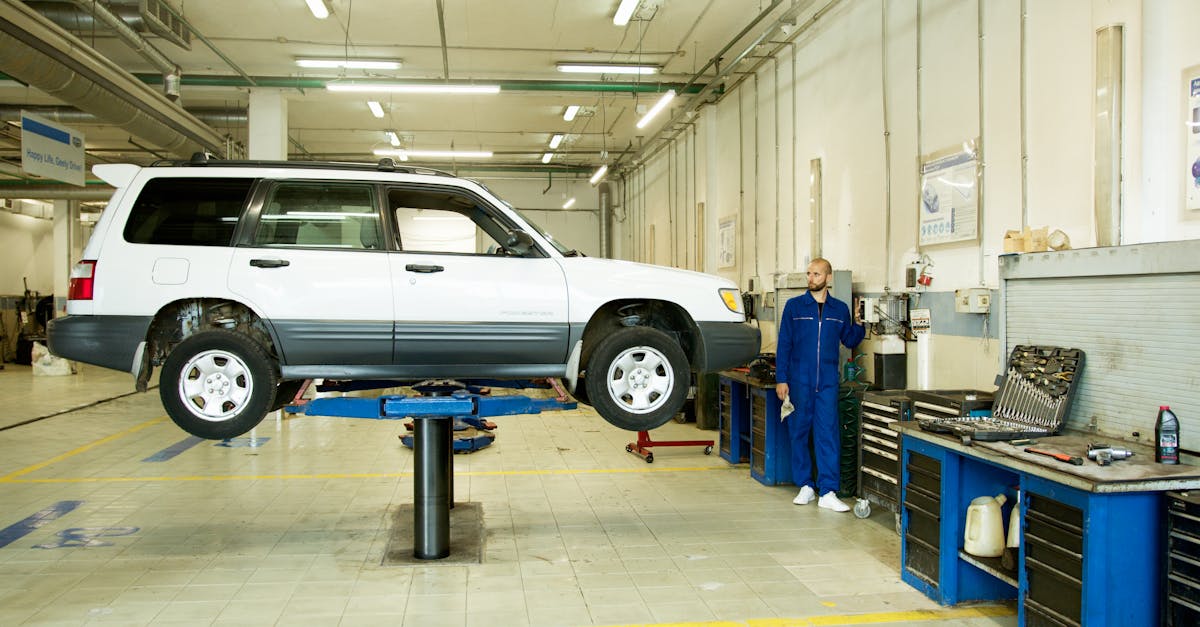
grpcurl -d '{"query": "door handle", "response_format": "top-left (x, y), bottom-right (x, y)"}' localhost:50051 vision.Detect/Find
top-left (249, 258), bottom-right (290, 268)
top-left (405, 264), bottom-right (444, 273)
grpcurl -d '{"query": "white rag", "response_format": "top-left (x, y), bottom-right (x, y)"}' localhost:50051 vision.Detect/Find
top-left (780, 395), bottom-right (794, 420)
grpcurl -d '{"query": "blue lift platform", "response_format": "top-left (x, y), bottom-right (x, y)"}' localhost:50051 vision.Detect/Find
top-left (289, 379), bottom-right (576, 559)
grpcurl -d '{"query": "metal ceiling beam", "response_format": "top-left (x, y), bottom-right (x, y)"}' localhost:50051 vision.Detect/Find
top-left (128, 74), bottom-right (702, 94)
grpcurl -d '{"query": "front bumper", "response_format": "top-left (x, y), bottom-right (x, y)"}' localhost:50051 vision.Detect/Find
top-left (695, 321), bottom-right (761, 372)
top-left (47, 315), bottom-right (153, 373)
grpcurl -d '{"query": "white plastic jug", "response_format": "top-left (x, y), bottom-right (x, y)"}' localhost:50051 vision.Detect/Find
top-left (964, 493), bottom-right (1007, 558)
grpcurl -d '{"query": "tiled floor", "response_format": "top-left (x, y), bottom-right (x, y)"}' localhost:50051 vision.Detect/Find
top-left (0, 365), bottom-right (1016, 626)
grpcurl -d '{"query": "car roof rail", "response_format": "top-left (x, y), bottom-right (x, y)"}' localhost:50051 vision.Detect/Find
top-left (145, 153), bottom-right (456, 178)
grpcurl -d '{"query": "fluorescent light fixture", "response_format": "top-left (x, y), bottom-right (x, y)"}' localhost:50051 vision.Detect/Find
top-left (563, 197), bottom-right (576, 209)
top-left (563, 105), bottom-right (580, 121)
top-left (636, 89), bottom-right (676, 129)
top-left (614, 0), bottom-right (640, 25)
top-left (373, 149), bottom-right (493, 159)
top-left (542, 153), bottom-right (553, 164)
top-left (305, 0), bottom-right (330, 19)
top-left (367, 101), bottom-right (384, 118)
top-left (386, 131), bottom-right (400, 147)
top-left (548, 134), bottom-right (564, 149)
top-left (589, 164), bottom-right (608, 185)
top-left (296, 58), bottom-right (401, 70)
top-left (327, 83), bottom-right (501, 94)
top-left (556, 63), bottom-right (658, 75)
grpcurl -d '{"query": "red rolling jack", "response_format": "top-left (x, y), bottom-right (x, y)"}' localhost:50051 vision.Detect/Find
top-left (625, 429), bottom-right (714, 463)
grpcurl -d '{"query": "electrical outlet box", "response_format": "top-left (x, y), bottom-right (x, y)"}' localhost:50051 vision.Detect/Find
top-left (859, 296), bottom-right (880, 323)
top-left (955, 288), bottom-right (991, 314)
top-left (747, 276), bottom-right (762, 293)
top-left (763, 291), bottom-right (776, 309)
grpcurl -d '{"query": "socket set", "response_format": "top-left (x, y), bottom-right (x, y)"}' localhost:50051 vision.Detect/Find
top-left (915, 345), bottom-right (1084, 441)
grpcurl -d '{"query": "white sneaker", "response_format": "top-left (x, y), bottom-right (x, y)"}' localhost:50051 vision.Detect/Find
top-left (793, 485), bottom-right (816, 505)
top-left (818, 492), bottom-right (850, 512)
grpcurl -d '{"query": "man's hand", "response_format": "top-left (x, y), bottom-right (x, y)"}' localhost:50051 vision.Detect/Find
top-left (776, 383), bottom-right (789, 401)
top-left (853, 297), bottom-right (863, 325)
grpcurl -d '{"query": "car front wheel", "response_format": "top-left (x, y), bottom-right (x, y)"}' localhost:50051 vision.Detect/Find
top-left (584, 327), bottom-right (689, 431)
top-left (159, 329), bottom-right (278, 440)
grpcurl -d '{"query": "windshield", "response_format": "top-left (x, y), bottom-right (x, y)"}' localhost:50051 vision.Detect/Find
top-left (500, 200), bottom-right (579, 256)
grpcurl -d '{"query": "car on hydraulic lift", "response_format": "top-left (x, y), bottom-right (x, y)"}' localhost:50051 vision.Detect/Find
top-left (48, 155), bottom-right (760, 439)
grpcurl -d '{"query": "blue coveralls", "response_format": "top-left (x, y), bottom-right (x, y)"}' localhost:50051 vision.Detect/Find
top-left (775, 291), bottom-right (865, 495)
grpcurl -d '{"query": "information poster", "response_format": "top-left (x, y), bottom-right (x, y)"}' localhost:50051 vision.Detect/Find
top-left (1187, 68), bottom-right (1200, 211)
top-left (717, 216), bottom-right (736, 269)
top-left (918, 148), bottom-right (978, 246)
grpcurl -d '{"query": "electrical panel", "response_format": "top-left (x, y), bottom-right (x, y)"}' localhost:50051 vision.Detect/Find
top-left (775, 273), bottom-right (807, 289)
top-left (955, 288), bottom-right (991, 314)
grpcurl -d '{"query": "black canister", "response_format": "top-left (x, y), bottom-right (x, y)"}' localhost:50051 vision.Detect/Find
top-left (1156, 405), bottom-right (1180, 464)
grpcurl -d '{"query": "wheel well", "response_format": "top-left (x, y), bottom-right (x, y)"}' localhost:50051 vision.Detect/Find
top-left (145, 299), bottom-right (277, 370)
top-left (579, 300), bottom-right (700, 373)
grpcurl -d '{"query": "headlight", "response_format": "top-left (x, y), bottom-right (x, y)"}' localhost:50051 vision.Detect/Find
top-left (719, 288), bottom-right (743, 313)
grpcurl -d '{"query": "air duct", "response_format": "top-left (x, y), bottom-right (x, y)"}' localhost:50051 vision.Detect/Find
top-left (0, 0), bottom-right (224, 157)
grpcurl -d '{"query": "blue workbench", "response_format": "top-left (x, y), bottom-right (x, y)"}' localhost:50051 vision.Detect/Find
top-left (899, 425), bottom-right (1200, 626)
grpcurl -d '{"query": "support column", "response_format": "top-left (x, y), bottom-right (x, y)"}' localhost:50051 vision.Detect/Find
top-left (413, 416), bottom-right (452, 559)
top-left (51, 199), bottom-right (77, 316)
top-left (248, 89), bottom-right (288, 160)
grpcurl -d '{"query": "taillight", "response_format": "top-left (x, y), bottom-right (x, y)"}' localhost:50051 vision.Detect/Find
top-left (68, 260), bottom-right (96, 300)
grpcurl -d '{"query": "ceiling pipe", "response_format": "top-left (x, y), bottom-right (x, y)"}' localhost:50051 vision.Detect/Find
top-left (0, 105), bottom-right (248, 127)
top-left (0, 184), bottom-right (115, 200)
top-left (0, 0), bottom-right (225, 157)
top-left (65, 0), bottom-right (181, 99)
top-left (129, 74), bottom-right (699, 94)
top-left (25, 1), bottom-right (146, 33)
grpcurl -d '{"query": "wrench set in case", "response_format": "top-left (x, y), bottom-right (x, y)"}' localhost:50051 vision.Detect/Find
top-left (913, 345), bottom-right (1085, 441)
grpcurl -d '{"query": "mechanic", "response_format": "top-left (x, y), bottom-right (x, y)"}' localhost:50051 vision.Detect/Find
top-left (775, 257), bottom-right (865, 512)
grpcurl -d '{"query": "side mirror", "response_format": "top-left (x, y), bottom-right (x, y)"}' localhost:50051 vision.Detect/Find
top-left (504, 229), bottom-right (536, 256)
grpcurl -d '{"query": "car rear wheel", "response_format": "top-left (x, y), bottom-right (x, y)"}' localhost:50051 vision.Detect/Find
top-left (159, 329), bottom-right (278, 440)
top-left (584, 326), bottom-right (689, 431)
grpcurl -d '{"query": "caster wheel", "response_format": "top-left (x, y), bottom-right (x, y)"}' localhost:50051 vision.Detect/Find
top-left (704, 445), bottom-right (713, 455)
top-left (645, 454), bottom-right (653, 463)
top-left (853, 499), bottom-right (871, 519)
top-left (626, 444), bottom-right (634, 453)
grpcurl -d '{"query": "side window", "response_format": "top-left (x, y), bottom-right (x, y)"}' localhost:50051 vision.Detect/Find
top-left (389, 187), bottom-right (514, 255)
top-left (123, 177), bottom-right (252, 246)
top-left (253, 182), bottom-right (382, 250)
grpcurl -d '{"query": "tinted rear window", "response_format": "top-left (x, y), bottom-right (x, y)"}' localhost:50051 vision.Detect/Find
top-left (124, 177), bottom-right (253, 246)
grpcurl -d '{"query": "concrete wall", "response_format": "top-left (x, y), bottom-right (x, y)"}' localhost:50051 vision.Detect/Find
top-left (613, 0), bottom-right (1200, 391)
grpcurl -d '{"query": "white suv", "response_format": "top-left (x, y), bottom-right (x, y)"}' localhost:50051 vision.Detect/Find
top-left (49, 156), bottom-right (759, 439)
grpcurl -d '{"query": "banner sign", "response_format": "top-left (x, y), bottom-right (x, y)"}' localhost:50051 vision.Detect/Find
top-left (21, 111), bottom-right (85, 187)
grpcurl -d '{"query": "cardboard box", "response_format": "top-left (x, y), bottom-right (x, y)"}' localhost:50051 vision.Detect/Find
top-left (1003, 226), bottom-right (1049, 253)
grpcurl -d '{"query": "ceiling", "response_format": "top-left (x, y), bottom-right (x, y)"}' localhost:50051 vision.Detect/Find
top-left (0, 0), bottom-right (809, 183)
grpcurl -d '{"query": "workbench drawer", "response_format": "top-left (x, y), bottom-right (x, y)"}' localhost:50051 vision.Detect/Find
top-left (1026, 558), bottom-right (1082, 625)
top-left (1168, 552), bottom-right (1200, 589)
top-left (1025, 598), bottom-right (1081, 627)
top-left (1169, 507), bottom-right (1200, 542)
top-left (1168, 573), bottom-right (1200, 608)
top-left (903, 483), bottom-right (939, 517)
top-left (1166, 596), bottom-right (1200, 627)
top-left (1025, 533), bottom-right (1082, 581)
top-left (906, 503), bottom-right (940, 548)
top-left (906, 462), bottom-right (941, 495)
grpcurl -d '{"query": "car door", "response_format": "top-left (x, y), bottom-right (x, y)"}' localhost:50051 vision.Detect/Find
top-left (386, 185), bottom-right (569, 374)
top-left (228, 180), bottom-right (394, 367)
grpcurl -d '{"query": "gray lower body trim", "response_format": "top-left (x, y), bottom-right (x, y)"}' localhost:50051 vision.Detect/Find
top-left (393, 322), bottom-right (569, 365)
top-left (47, 315), bottom-right (152, 373)
top-left (282, 364), bottom-right (567, 380)
top-left (695, 321), bottom-right (760, 371)
top-left (271, 320), bottom-right (394, 365)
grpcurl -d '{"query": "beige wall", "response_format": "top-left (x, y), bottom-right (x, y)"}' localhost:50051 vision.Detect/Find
top-left (614, 0), bottom-right (1200, 391)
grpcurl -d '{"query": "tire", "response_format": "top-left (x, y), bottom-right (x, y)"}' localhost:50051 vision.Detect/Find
top-left (584, 326), bottom-right (689, 431)
top-left (159, 329), bottom-right (279, 440)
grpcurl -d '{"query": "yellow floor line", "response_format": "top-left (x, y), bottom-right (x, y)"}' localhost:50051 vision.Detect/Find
top-left (1, 465), bottom-right (740, 484)
top-left (603, 604), bottom-right (1015, 627)
top-left (0, 417), bottom-right (167, 481)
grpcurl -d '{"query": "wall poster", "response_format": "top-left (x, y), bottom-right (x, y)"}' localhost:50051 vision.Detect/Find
top-left (918, 144), bottom-right (979, 246)
top-left (717, 216), bottom-right (736, 269)
top-left (1186, 65), bottom-right (1200, 211)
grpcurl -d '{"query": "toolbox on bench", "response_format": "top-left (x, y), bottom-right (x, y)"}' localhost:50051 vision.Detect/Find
top-left (913, 345), bottom-right (1084, 442)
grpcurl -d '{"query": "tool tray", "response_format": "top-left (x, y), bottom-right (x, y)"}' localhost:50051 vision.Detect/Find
top-left (915, 345), bottom-right (1084, 441)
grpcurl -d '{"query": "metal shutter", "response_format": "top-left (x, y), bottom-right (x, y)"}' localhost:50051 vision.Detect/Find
top-left (1000, 242), bottom-right (1200, 449)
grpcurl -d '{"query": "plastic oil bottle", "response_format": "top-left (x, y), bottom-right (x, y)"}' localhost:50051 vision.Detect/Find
top-left (1156, 405), bottom-right (1180, 464)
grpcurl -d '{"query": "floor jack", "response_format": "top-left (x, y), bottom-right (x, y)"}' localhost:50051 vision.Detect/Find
top-left (625, 430), bottom-right (714, 463)
top-left (290, 379), bottom-right (576, 559)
